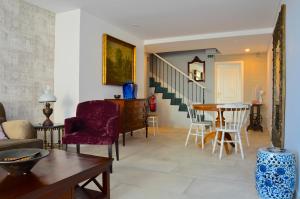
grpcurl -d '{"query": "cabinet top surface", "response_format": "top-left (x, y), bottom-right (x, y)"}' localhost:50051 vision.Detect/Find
top-left (106, 99), bottom-right (146, 101)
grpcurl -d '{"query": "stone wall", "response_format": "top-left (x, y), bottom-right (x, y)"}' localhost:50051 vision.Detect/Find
top-left (0, 0), bottom-right (55, 123)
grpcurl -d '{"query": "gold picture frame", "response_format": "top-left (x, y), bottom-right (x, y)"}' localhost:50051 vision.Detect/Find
top-left (102, 34), bottom-right (136, 85)
top-left (272, 4), bottom-right (286, 148)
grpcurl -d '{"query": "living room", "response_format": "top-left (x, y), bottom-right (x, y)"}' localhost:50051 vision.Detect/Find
top-left (1, 0), bottom-right (300, 199)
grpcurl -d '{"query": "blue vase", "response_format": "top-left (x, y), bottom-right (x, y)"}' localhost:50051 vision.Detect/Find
top-left (122, 82), bottom-right (137, 99)
top-left (256, 147), bottom-right (296, 199)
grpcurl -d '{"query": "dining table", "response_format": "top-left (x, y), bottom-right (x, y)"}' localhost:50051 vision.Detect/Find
top-left (192, 103), bottom-right (235, 154)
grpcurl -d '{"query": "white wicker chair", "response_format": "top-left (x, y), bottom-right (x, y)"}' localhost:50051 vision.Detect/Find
top-left (185, 104), bottom-right (212, 149)
top-left (212, 103), bottom-right (250, 159)
top-left (147, 113), bottom-right (158, 136)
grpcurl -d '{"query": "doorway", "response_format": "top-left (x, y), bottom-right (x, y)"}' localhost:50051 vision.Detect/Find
top-left (215, 61), bottom-right (244, 103)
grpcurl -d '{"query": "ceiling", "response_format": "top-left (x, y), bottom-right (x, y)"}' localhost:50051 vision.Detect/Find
top-left (146, 34), bottom-right (272, 55)
top-left (25, 0), bottom-right (281, 54)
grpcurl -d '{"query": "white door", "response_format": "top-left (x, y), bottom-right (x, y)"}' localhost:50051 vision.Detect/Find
top-left (215, 61), bottom-right (243, 103)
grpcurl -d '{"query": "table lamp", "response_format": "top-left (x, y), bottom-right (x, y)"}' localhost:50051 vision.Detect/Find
top-left (38, 87), bottom-right (56, 126)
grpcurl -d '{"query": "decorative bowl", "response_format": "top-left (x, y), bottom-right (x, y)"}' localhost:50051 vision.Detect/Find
top-left (114, 94), bottom-right (121, 99)
top-left (0, 148), bottom-right (49, 176)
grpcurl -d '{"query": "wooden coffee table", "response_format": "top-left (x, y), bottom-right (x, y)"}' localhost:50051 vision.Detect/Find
top-left (0, 149), bottom-right (112, 199)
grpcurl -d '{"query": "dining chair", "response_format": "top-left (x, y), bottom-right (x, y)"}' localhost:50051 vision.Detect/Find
top-left (145, 98), bottom-right (159, 136)
top-left (185, 104), bottom-right (213, 149)
top-left (147, 114), bottom-right (158, 136)
top-left (212, 103), bottom-right (249, 159)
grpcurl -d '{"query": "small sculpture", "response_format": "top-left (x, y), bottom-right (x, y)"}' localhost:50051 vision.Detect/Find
top-left (254, 86), bottom-right (264, 104)
top-left (258, 90), bottom-right (264, 104)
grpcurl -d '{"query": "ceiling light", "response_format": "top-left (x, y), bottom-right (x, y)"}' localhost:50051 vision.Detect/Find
top-left (245, 48), bottom-right (251, 52)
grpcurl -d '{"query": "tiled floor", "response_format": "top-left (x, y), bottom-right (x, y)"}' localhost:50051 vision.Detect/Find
top-left (76, 127), bottom-right (271, 199)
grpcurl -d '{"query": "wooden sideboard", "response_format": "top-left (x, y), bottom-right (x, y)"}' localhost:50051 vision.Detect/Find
top-left (106, 99), bottom-right (148, 146)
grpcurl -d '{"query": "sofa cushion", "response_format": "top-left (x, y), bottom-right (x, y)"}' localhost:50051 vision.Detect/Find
top-left (0, 139), bottom-right (43, 151)
top-left (62, 130), bottom-right (114, 145)
top-left (1, 120), bottom-right (36, 139)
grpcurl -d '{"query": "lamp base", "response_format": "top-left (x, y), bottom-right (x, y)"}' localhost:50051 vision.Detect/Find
top-left (42, 102), bottom-right (54, 127)
top-left (43, 119), bottom-right (53, 127)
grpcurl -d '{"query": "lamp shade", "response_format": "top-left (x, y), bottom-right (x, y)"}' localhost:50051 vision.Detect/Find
top-left (38, 88), bottom-right (56, 103)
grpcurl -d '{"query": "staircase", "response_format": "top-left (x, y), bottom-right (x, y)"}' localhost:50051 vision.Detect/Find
top-left (149, 53), bottom-right (206, 116)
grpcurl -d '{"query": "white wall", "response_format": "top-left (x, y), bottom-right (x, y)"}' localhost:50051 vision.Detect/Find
top-left (79, 11), bottom-right (145, 102)
top-left (285, 1), bottom-right (300, 197)
top-left (54, 9), bottom-right (80, 122)
top-left (153, 92), bottom-right (190, 128)
top-left (54, 9), bottom-right (145, 121)
top-left (144, 53), bottom-right (150, 98)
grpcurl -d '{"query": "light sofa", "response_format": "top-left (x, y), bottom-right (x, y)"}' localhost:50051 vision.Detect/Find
top-left (0, 102), bottom-right (43, 151)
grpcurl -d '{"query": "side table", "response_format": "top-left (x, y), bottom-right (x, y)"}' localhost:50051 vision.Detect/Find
top-left (247, 104), bottom-right (263, 132)
top-left (33, 124), bottom-right (64, 149)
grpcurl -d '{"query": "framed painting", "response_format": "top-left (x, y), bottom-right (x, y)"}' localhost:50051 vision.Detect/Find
top-left (272, 4), bottom-right (286, 148)
top-left (102, 34), bottom-right (136, 85)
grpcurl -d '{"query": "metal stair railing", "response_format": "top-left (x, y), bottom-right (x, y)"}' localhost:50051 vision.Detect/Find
top-left (150, 53), bottom-right (206, 105)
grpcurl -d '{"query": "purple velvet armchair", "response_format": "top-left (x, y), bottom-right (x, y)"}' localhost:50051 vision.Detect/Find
top-left (62, 100), bottom-right (120, 161)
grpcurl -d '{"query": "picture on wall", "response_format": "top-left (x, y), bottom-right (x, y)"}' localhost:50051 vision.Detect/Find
top-left (102, 34), bottom-right (136, 85)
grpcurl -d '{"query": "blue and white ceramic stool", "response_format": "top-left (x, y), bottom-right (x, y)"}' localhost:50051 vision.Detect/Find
top-left (256, 147), bottom-right (296, 199)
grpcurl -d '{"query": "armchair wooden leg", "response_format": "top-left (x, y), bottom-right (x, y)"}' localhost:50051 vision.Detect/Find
top-left (108, 145), bottom-right (112, 158)
top-left (122, 133), bottom-right (125, 146)
top-left (130, 131), bottom-right (133, 136)
top-left (64, 144), bottom-right (68, 151)
top-left (108, 145), bottom-right (113, 173)
top-left (146, 125), bottom-right (148, 138)
top-left (76, 144), bottom-right (80, 153)
top-left (115, 140), bottom-right (119, 161)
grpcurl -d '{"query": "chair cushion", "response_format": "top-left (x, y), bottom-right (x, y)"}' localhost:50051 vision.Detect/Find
top-left (62, 130), bottom-right (115, 145)
top-left (148, 113), bottom-right (158, 117)
top-left (192, 121), bottom-right (212, 126)
top-left (2, 120), bottom-right (36, 139)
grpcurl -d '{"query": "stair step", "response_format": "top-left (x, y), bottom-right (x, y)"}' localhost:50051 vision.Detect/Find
top-left (149, 83), bottom-right (155, 87)
top-left (149, 78), bottom-right (155, 87)
top-left (170, 98), bottom-right (182, 105)
top-left (179, 103), bottom-right (188, 112)
top-left (155, 86), bottom-right (168, 93)
top-left (162, 92), bottom-right (175, 99)
top-left (153, 82), bottom-right (161, 87)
